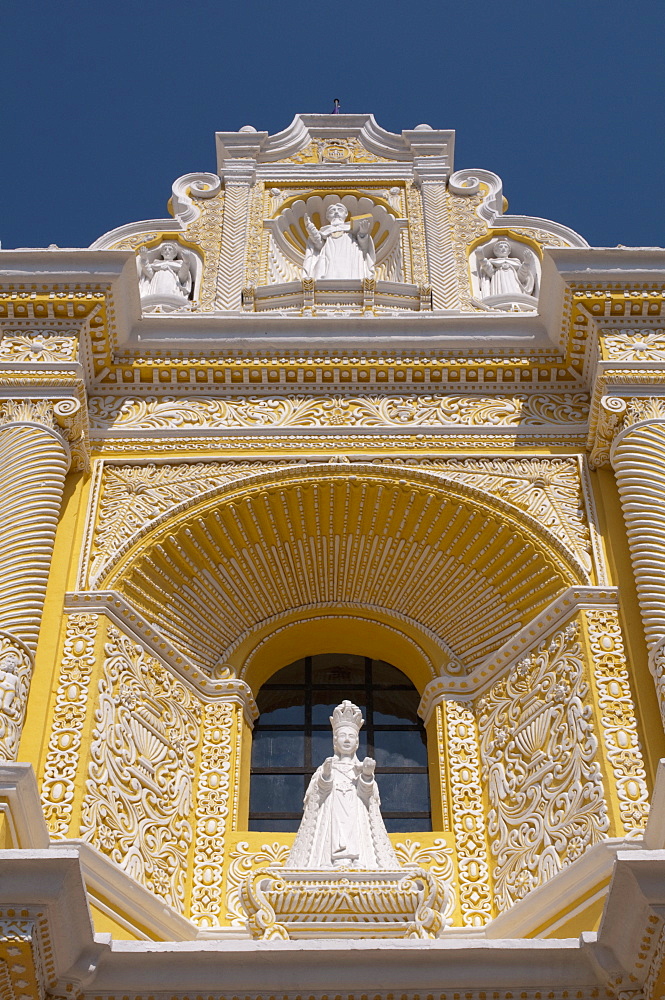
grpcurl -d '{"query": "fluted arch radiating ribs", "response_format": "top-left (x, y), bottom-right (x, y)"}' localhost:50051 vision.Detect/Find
top-left (110, 473), bottom-right (574, 672)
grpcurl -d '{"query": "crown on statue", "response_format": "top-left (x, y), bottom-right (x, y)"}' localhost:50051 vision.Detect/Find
top-left (330, 700), bottom-right (364, 733)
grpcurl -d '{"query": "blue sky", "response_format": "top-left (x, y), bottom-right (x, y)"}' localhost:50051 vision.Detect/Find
top-left (3, 0), bottom-right (664, 250)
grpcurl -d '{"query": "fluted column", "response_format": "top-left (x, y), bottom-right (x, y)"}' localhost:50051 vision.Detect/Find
top-left (0, 398), bottom-right (73, 760)
top-left (610, 403), bottom-right (665, 723)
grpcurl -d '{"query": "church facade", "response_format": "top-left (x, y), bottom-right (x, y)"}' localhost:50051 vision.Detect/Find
top-left (1, 113), bottom-right (665, 998)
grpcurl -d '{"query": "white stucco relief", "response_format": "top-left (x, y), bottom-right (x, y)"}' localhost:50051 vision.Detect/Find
top-left (286, 700), bottom-right (398, 871)
top-left (137, 241), bottom-right (199, 313)
top-left (303, 203), bottom-right (376, 281)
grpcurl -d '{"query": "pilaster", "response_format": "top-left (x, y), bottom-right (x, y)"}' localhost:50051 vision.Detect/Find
top-left (414, 159), bottom-right (458, 311)
top-left (216, 160), bottom-right (258, 311)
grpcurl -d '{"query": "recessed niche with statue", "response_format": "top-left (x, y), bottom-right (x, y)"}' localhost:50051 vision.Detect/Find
top-left (248, 192), bottom-right (428, 314)
top-left (136, 240), bottom-right (202, 313)
top-left (470, 234), bottom-right (541, 312)
top-left (241, 698), bottom-right (449, 939)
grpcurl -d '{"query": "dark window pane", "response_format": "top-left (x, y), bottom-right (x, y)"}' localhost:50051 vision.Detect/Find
top-left (311, 729), bottom-right (366, 766)
top-left (377, 772), bottom-right (430, 814)
top-left (312, 653), bottom-right (366, 686)
top-left (383, 816), bottom-right (432, 833)
top-left (250, 773), bottom-right (305, 815)
top-left (372, 660), bottom-right (412, 687)
top-left (256, 688), bottom-right (305, 724)
top-left (266, 659), bottom-right (306, 685)
top-left (249, 655), bottom-right (431, 831)
top-left (251, 731), bottom-right (304, 768)
top-left (312, 689), bottom-right (367, 725)
top-left (249, 818), bottom-right (301, 832)
top-left (373, 689), bottom-right (420, 725)
top-left (374, 729), bottom-right (428, 767)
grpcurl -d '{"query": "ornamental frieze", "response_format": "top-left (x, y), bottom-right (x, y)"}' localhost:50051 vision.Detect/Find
top-left (88, 392), bottom-right (590, 432)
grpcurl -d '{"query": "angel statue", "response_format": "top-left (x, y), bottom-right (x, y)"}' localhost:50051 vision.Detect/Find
top-left (478, 238), bottom-right (537, 299)
top-left (302, 203), bottom-right (376, 281)
top-left (137, 241), bottom-right (194, 302)
top-left (285, 700), bottom-right (399, 870)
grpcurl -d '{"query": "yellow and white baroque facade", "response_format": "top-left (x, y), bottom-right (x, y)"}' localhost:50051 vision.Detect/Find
top-left (1, 113), bottom-right (665, 999)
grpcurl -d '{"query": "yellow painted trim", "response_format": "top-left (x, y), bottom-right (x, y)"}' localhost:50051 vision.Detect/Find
top-left (20, 471), bottom-right (89, 774)
top-left (591, 467), bottom-right (664, 783)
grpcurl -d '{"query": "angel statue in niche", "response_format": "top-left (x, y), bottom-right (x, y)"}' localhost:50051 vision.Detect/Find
top-left (302, 202), bottom-right (376, 281)
top-left (478, 238), bottom-right (537, 299)
top-left (137, 241), bottom-right (194, 302)
top-left (285, 700), bottom-right (399, 870)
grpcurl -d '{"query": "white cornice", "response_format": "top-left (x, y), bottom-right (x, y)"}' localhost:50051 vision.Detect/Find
top-left (216, 115), bottom-right (454, 169)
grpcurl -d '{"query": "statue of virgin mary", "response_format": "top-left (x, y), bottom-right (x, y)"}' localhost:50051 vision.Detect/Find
top-left (285, 700), bottom-right (399, 870)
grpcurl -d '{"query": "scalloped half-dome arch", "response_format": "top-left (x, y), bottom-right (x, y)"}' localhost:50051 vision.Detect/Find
top-left (101, 464), bottom-right (584, 676)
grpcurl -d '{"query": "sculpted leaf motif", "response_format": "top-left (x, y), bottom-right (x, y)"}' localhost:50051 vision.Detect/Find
top-left (89, 461), bottom-right (282, 586)
top-left (226, 840), bottom-right (291, 925)
top-left (79, 625), bottom-right (201, 911)
top-left (88, 393), bottom-right (589, 431)
top-left (477, 622), bottom-right (609, 911)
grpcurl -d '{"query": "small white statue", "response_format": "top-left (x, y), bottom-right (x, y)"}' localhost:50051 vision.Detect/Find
top-left (137, 242), bottom-right (193, 301)
top-left (0, 653), bottom-right (19, 712)
top-left (303, 203), bottom-right (376, 281)
top-left (478, 238), bottom-right (537, 299)
top-left (286, 700), bottom-right (399, 870)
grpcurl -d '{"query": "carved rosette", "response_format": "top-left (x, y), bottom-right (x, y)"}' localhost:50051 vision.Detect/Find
top-left (191, 702), bottom-right (237, 927)
top-left (79, 624), bottom-right (202, 912)
top-left (477, 622), bottom-right (609, 912)
top-left (0, 331), bottom-right (78, 362)
top-left (40, 613), bottom-right (99, 837)
top-left (584, 609), bottom-right (649, 832)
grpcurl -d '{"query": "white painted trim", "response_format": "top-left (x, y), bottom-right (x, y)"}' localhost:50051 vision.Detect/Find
top-left (419, 587), bottom-right (620, 718)
top-left (0, 763), bottom-right (49, 848)
top-left (485, 837), bottom-right (642, 938)
top-left (49, 840), bottom-right (198, 941)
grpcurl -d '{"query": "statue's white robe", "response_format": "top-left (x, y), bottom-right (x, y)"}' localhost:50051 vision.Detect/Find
top-left (286, 756), bottom-right (398, 870)
top-left (303, 226), bottom-right (375, 281)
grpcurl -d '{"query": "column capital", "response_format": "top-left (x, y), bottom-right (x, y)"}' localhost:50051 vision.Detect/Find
top-left (0, 396), bottom-right (89, 471)
top-left (412, 157), bottom-right (449, 186)
top-left (587, 388), bottom-right (665, 468)
top-left (220, 159), bottom-right (258, 187)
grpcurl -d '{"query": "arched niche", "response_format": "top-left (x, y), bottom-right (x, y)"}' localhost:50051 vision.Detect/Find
top-left (235, 608), bottom-right (439, 696)
top-left (101, 464), bottom-right (585, 678)
top-left (264, 192), bottom-right (407, 284)
top-left (248, 651), bottom-right (432, 834)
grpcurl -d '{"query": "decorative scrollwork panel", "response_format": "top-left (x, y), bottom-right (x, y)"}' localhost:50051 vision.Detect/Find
top-left (79, 624), bottom-right (202, 912)
top-left (477, 622), bottom-right (609, 912)
top-left (584, 609), bottom-right (649, 833)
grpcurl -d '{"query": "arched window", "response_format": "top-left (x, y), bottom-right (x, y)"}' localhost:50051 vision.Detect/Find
top-left (249, 653), bottom-right (430, 832)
